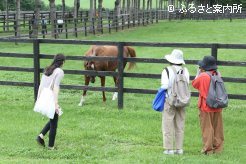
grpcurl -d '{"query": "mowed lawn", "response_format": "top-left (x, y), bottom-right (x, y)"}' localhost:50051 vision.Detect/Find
top-left (0, 20), bottom-right (246, 163)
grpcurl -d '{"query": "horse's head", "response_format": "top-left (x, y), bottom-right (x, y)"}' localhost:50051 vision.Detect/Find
top-left (84, 61), bottom-right (96, 83)
top-left (125, 46), bottom-right (137, 70)
top-left (83, 45), bottom-right (101, 83)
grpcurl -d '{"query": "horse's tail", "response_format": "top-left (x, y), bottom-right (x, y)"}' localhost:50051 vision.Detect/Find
top-left (127, 46), bottom-right (136, 70)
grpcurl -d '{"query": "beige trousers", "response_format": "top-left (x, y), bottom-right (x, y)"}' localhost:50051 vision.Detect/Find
top-left (162, 102), bottom-right (186, 150)
top-left (199, 111), bottom-right (224, 154)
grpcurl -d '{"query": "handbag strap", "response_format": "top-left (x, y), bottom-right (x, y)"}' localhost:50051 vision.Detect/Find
top-left (48, 71), bottom-right (58, 89)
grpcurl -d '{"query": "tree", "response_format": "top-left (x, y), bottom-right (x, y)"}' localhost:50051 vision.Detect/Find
top-left (73, 0), bottom-right (80, 19)
top-left (89, 0), bottom-right (95, 32)
top-left (97, 0), bottom-right (103, 32)
top-left (0, 0), bottom-right (48, 11)
top-left (49, 0), bottom-right (56, 38)
top-left (114, 0), bottom-right (121, 16)
top-left (0, 1), bottom-right (4, 10)
top-left (62, 0), bottom-right (65, 19)
top-left (15, 0), bottom-right (20, 38)
top-left (147, 0), bottom-right (152, 10)
top-left (32, 0), bottom-right (40, 38)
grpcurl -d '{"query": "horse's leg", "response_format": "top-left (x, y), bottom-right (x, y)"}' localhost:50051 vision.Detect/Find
top-left (78, 76), bottom-right (90, 106)
top-left (100, 76), bottom-right (106, 102)
top-left (112, 76), bottom-right (118, 100)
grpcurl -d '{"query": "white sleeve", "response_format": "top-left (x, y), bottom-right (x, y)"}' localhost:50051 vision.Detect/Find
top-left (161, 68), bottom-right (169, 89)
top-left (54, 69), bottom-right (64, 87)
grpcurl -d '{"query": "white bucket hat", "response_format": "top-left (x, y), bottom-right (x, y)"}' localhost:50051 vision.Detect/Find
top-left (165, 49), bottom-right (185, 65)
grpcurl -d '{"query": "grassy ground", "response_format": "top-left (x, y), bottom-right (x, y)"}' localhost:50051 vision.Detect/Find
top-left (0, 20), bottom-right (246, 163)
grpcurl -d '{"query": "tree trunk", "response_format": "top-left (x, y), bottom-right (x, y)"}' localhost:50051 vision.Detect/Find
top-left (127, 0), bottom-right (130, 14)
top-left (97, 0), bottom-right (103, 32)
top-left (113, 0), bottom-right (121, 27)
top-left (94, 0), bottom-right (97, 16)
top-left (122, 0), bottom-right (126, 14)
top-left (147, 0), bottom-right (149, 10)
top-left (15, 0), bottom-right (21, 38)
top-left (62, 0), bottom-right (65, 19)
top-left (33, 0), bottom-right (40, 38)
top-left (114, 0), bottom-right (121, 16)
top-left (5, 0), bottom-right (9, 31)
top-left (49, 0), bottom-right (56, 38)
top-left (89, 0), bottom-right (94, 32)
top-left (73, 0), bottom-right (79, 19)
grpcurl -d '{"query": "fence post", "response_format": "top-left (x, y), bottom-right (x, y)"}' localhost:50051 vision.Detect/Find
top-left (117, 43), bottom-right (125, 109)
top-left (33, 39), bottom-right (40, 101)
top-left (74, 18), bottom-right (78, 38)
top-left (84, 18), bottom-right (87, 36)
top-left (14, 20), bottom-right (17, 37)
top-left (100, 17), bottom-right (103, 34)
top-left (54, 20), bottom-right (57, 39)
top-left (23, 13), bottom-right (26, 28)
top-left (115, 16), bottom-right (118, 32)
top-left (29, 20), bottom-right (32, 38)
top-left (92, 17), bottom-right (95, 35)
top-left (127, 14), bottom-right (130, 28)
top-left (108, 17), bottom-right (111, 34)
top-left (3, 15), bottom-right (6, 31)
top-left (156, 10), bottom-right (158, 23)
top-left (211, 44), bottom-right (218, 60)
top-left (121, 15), bottom-right (124, 30)
top-left (65, 19), bottom-right (68, 39)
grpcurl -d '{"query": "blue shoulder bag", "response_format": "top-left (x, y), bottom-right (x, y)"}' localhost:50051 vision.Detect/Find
top-left (152, 88), bottom-right (166, 112)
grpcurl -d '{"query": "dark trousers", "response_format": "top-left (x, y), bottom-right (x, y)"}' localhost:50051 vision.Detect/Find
top-left (40, 113), bottom-right (59, 147)
top-left (41, 25), bottom-right (47, 34)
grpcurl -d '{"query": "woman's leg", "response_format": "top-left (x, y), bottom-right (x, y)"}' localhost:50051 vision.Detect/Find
top-left (213, 112), bottom-right (224, 153)
top-left (199, 111), bottom-right (214, 154)
top-left (48, 113), bottom-right (59, 147)
top-left (40, 121), bottom-right (51, 136)
top-left (37, 120), bottom-right (51, 147)
top-left (174, 108), bottom-right (185, 150)
top-left (162, 102), bottom-right (175, 150)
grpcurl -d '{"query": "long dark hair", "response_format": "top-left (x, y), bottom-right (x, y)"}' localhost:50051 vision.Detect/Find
top-left (44, 53), bottom-right (66, 76)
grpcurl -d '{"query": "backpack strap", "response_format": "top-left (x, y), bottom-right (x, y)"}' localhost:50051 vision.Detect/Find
top-left (206, 70), bottom-right (218, 76)
top-left (165, 67), bottom-right (169, 79)
top-left (206, 71), bottom-right (212, 76)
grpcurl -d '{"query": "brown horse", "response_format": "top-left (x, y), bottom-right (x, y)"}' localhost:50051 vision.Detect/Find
top-left (78, 45), bottom-right (136, 106)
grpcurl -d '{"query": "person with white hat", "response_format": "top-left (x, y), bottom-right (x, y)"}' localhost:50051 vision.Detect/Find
top-left (161, 49), bottom-right (190, 155)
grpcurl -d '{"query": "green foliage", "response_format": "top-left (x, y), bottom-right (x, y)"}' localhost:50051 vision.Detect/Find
top-left (0, 0), bottom-right (48, 11)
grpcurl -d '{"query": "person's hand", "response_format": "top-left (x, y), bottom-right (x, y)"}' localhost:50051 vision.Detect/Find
top-left (195, 68), bottom-right (201, 79)
top-left (55, 104), bottom-right (60, 114)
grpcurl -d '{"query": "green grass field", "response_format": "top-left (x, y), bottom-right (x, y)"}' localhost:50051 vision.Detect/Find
top-left (0, 20), bottom-right (246, 163)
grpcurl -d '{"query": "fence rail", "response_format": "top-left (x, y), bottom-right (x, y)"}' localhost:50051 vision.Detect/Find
top-left (1, 9), bottom-right (246, 39)
top-left (0, 10), bottom-right (158, 39)
top-left (0, 38), bottom-right (246, 109)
